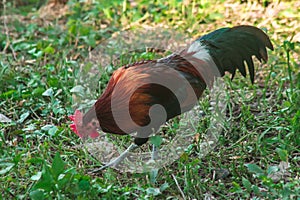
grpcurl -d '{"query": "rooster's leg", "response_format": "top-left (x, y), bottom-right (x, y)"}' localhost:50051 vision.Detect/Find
top-left (95, 143), bottom-right (139, 171)
top-left (151, 145), bottom-right (159, 160)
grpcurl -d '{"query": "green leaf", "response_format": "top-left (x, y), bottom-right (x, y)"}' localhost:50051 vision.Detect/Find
top-left (70, 85), bottom-right (85, 97)
top-left (146, 187), bottom-right (161, 196)
top-left (51, 152), bottom-right (65, 180)
top-left (83, 34), bottom-right (96, 47)
top-left (33, 50), bottom-right (43, 58)
top-left (159, 182), bottom-right (169, 192)
top-left (292, 110), bottom-right (300, 134)
top-left (30, 190), bottom-right (45, 200)
top-left (242, 177), bottom-right (252, 192)
top-left (13, 153), bottom-right (22, 164)
top-left (41, 124), bottom-right (54, 131)
top-left (0, 89), bottom-right (17, 98)
top-left (245, 163), bottom-right (265, 176)
top-left (252, 185), bottom-right (261, 195)
top-left (31, 172), bottom-right (42, 181)
top-left (42, 88), bottom-right (54, 97)
top-left (27, 157), bottom-right (45, 164)
top-left (283, 40), bottom-right (295, 50)
top-left (48, 77), bottom-right (59, 87)
top-left (0, 163), bottom-right (14, 175)
top-left (41, 125), bottom-right (58, 136)
top-left (28, 47), bottom-right (37, 55)
top-left (34, 165), bottom-right (54, 191)
top-left (78, 179), bottom-right (90, 191)
top-left (58, 173), bottom-right (73, 189)
top-left (267, 165), bottom-right (279, 175)
top-left (276, 148), bottom-right (288, 161)
top-left (150, 135), bottom-right (162, 147)
top-left (180, 152), bottom-right (189, 162)
top-left (48, 126), bottom-right (58, 136)
top-left (149, 168), bottom-right (158, 184)
top-left (32, 87), bottom-right (45, 96)
top-left (18, 112), bottom-right (30, 123)
top-left (0, 114), bottom-right (12, 123)
top-left (43, 46), bottom-right (55, 54)
top-left (231, 181), bottom-right (242, 193)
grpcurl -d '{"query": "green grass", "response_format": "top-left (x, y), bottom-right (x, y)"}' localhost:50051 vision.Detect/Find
top-left (1, 0), bottom-right (300, 199)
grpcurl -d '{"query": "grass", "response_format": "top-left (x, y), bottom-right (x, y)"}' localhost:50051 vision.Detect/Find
top-left (1, 0), bottom-right (300, 199)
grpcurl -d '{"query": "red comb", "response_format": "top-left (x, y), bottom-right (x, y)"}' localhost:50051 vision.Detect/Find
top-left (69, 110), bottom-right (83, 138)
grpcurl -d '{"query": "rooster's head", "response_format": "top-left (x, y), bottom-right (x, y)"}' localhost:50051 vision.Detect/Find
top-left (69, 109), bottom-right (100, 139)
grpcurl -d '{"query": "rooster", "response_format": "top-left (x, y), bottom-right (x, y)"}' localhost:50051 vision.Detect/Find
top-left (69, 25), bottom-right (273, 170)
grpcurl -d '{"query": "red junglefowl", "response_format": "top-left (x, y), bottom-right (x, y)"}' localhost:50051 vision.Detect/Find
top-left (69, 25), bottom-right (273, 170)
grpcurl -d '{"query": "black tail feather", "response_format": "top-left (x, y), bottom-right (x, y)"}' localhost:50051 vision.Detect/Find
top-left (197, 25), bottom-right (273, 83)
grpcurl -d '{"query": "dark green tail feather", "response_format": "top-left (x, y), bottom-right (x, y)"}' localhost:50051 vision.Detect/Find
top-left (197, 25), bottom-right (273, 83)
